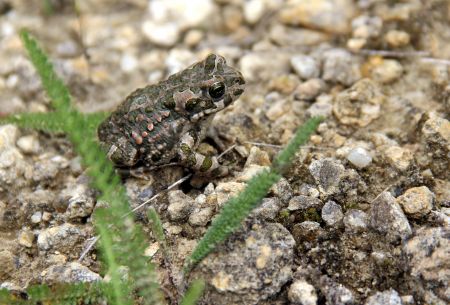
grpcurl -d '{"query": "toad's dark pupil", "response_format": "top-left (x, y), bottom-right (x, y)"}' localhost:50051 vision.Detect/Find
top-left (209, 82), bottom-right (225, 99)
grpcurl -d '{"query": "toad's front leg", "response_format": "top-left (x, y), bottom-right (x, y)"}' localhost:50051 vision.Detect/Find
top-left (178, 131), bottom-right (227, 176)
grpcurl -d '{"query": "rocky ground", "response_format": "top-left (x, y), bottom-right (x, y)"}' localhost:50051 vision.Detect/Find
top-left (0, 0), bottom-right (449, 304)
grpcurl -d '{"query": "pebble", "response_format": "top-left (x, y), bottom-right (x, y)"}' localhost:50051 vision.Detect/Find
top-left (120, 53), bottom-right (138, 72)
top-left (322, 49), bottom-right (361, 86)
top-left (37, 223), bottom-right (85, 252)
top-left (252, 197), bottom-right (282, 220)
top-left (279, 0), bottom-right (355, 34)
top-left (167, 190), bottom-right (196, 221)
top-left (292, 221), bottom-right (323, 242)
top-left (269, 24), bottom-right (329, 47)
top-left (347, 147), bottom-right (372, 168)
top-left (61, 183), bottom-right (95, 219)
top-left (240, 52), bottom-right (291, 82)
top-left (308, 158), bottom-right (346, 197)
top-left (343, 209), bottom-right (368, 233)
top-left (321, 201), bottom-right (344, 226)
top-left (364, 289), bottom-right (403, 305)
top-left (269, 178), bottom-right (293, 204)
top-left (245, 146), bottom-right (271, 167)
top-left (188, 206), bottom-right (214, 226)
top-left (197, 221), bottom-right (295, 305)
top-left (403, 227), bottom-right (449, 285)
top-left (0, 249), bottom-right (14, 282)
top-left (16, 135), bottom-right (40, 154)
top-left (384, 30), bottom-right (410, 48)
top-left (368, 192), bottom-right (412, 243)
top-left (236, 164), bottom-right (269, 182)
top-left (243, 0), bottom-right (266, 25)
top-left (381, 145), bottom-right (413, 172)
top-left (290, 55), bottom-right (320, 80)
top-left (42, 262), bottom-right (101, 284)
top-left (371, 59), bottom-right (403, 84)
top-left (268, 74), bottom-right (300, 94)
top-left (18, 229), bottom-right (34, 248)
top-left (142, 21), bottom-right (180, 47)
top-left (288, 195), bottom-right (323, 211)
top-left (333, 79), bottom-right (384, 127)
top-left (215, 182), bottom-right (246, 206)
top-left (31, 211), bottom-right (42, 224)
top-left (396, 186), bottom-right (434, 218)
top-left (294, 79), bottom-right (326, 101)
top-left (421, 115), bottom-right (450, 153)
top-left (288, 279), bottom-right (318, 305)
top-left (351, 15), bottom-right (382, 39)
top-left (319, 276), bottom-right (355, 305)
top-left (306, 94), bottom-right (333, 118)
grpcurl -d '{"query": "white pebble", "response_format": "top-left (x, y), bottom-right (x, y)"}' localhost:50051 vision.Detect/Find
top-left (31, 211), bottom-right (42, 223)
top-left (347, 147), bottom-right (372, 168)
top-left (120, 53), bottom-right (138, 72)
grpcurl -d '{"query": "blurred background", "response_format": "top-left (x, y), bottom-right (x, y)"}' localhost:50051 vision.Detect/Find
top-left (1, 2), bottom-right (450, 304)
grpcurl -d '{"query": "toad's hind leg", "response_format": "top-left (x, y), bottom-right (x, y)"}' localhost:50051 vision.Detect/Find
top-left (178, 131), bottom-right (227, 176)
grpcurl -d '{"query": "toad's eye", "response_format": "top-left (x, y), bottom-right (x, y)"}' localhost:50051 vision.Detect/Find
top-left (208, 82), bottom-right (226, 99)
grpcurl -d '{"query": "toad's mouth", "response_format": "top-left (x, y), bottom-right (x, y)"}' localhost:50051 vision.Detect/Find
top-left (189, 99), bottom-right (226, 122)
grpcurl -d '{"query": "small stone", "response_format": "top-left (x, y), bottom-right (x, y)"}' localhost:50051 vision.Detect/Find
top-left (333, 78), bottom-right (384, 127)
top-left (381, 145), bottom-right (413, 172)
top-left (320, 276), bottom-right (355, 305)
top-left (0, 250), bottom-right (15, 282)
top-left (243, 0), bottom-right (266, 24)
top-left (347, 37), bottom-right (367, 51)
top-left (245, 146), bottom-right (271, 167)
top-left (371, 59), bottom-right (403, 84)
top-left (31, 211), bottom-right (42, 223)
top-left (279, 0), bottom-right (355, 34)
top-left (401, 295), bottom-right (415, 305)
top-left (343, 209), bottom-right (368, 233)
top-left (421, 116), bottom-right (450, 176)
top-left (144, 242), bottom-right (160, 258)
top-left (288, 279), bottom-right (318, 305)
top-left (0, 124), bottom-right (20, 148)
top-left (290, 55), bottom-right (320, 80)
top-left (167, 190), bottom-right (196, 221)
top-left (269, 178), bottom-right (293, 204)
top-left (183, 29), bottom-right (203, 47)
top-left (322, 48), bottom-right (361, 86)
top-left (120, 53), bottom-right (138, 72)
top-left (306, 94), bottom-right (333, 118)
top-left (142, 21), bottom-right (180, 47)
top-left (308, 158), bottom-right (345, 197)
top-left (215, 182), bottom-right (246, 206)
top-left (347, 147), bottom-right (372, 168)
top-left (403, 226), bottom-right (449, 284)
top-left (294, 79), bottom-right (326, 101)
top-left (321, 201), bottom-right (344, 226)
top-left (269, 24), bottom-right (329, 47)
top-left (252, 197), bottom-right (282, 220)
top-left (384, 30), bottom-right (410, 48)
top-left (396, 186), bottom-right (434, 218)
top-left (189, 206), bottom-right (214, 226)
top-left (37, 223), bottom-right (85, 252)
top-left (236, 164), bottom-right (269, 182)
top-left (288, 195), bottom-right (323, 211)
top-left (268, 74), bottom-right (300, 94)
top-left (351, 15), bottom-right (382, 39)
top-left (365, 289), bottom-right (403, 305)
top-left (16, 135), bottom-right (40, 154)
top-left (42, 262), bottom-right (101, 284)
top-left (368, 192), bottom-right (412, 243)
top-left (61, 183), bottom-right (95, 219)
top-left (18, 229), bottom-right (34, 248)
top-left (292, 221), bottom-right (322, 242)
top-left (240, 52), bottom-right (291, 82)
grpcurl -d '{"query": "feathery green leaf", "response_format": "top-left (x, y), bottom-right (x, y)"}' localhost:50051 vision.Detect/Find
top-left (181, 279), bottom-right (205, 305)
